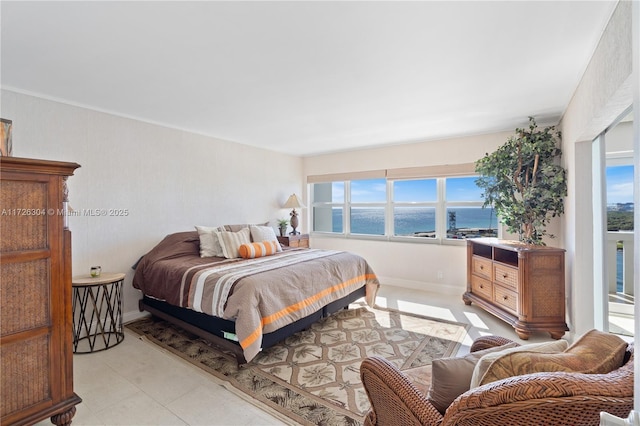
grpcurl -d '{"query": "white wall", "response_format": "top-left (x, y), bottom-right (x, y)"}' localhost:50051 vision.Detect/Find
top-left (1, 90), bottom-right (303, 321)
top-left (559, 0), bottom-right (633, 338)
top-left (303, 132), bottom-right (511, 293)
top-left (1, 0), bottom-right (632, 339)
top-left (304, 1), bottom-right (634, 336)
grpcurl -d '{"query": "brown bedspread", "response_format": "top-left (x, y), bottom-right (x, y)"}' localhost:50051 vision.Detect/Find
top-left (133, 231), bottom-right (380, 362)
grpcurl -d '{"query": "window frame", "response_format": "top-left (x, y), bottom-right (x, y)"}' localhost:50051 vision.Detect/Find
top-left (390, 178), bottom-right (438, 240)
top-left (308, 165), bottom-right (500, 244)
top-left (349, 178), bottom-right (388, 237)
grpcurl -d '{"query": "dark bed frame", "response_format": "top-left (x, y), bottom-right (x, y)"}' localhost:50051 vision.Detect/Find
top-left (138, 285), bottom-right (367, 364)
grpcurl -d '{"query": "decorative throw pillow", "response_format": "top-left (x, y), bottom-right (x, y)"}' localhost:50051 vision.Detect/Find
top-left (239, 241), bottom-right (280, 259)
top-left (479, 330), bottom-right (627, 386)
top-left (195, 225), bottom-right (224, 258)
top-left (249, 225), bottom-right (283, 252)
top-left (216, 228), bottom-right (251, 259)
top-left (222, 222), bottom-right (269, 232)
top-left (426, 342), bottom-right (518, 414)
top-left (470, 339), bottom-right (568, 388)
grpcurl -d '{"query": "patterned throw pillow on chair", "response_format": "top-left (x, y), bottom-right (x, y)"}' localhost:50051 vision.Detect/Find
top-left (478, 329), bottom-right (627, 386)
top-left (470, 339), bottom-right (568, 388)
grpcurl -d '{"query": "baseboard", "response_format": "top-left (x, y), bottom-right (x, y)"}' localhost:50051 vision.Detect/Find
top-left (123, 310), bottom-right (150, 325)
top-left (378, 276), bottom-right (465, 296)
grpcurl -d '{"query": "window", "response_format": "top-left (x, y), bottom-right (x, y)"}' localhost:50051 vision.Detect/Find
top-left (310, 165), bottom-right (498, 242)
top-left (606, 164), bottom-right (634, 231)
top-left (445, 177), bottom-right (498, 239)
top-left (312, 182), bottom-right (344, 233)
top-left (392, 179), bottom-right (437, 238)
top-left (350, 179), bottom-right (386, 236)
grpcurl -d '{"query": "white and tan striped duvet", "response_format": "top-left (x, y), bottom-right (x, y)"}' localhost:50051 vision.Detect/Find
top-left (189, 249), bottom-right (379, 362)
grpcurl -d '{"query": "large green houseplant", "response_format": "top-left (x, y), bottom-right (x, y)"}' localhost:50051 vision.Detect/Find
top-left (475, 117), bottom-right (567, 245)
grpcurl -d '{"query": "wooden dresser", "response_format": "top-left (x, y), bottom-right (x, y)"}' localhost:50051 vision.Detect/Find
top-left (1, 157), bottom-right (82, 426)
top-left (463, 238), bottom-right (568, 340)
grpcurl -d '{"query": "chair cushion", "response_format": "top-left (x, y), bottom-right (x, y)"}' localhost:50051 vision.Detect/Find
top-left (470, 339), bottom-right (568, 388)
top-left (479, 329), bottom-right (628, 386)
top-left (426, 342), bottom-right (518, 414)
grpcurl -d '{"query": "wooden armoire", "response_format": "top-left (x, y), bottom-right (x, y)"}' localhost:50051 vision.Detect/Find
top-left (1, 157), bottom-right (82, 426)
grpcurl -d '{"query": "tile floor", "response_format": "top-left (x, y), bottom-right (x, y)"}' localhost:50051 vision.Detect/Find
top-left (37, 285), bottom-right (629, 426)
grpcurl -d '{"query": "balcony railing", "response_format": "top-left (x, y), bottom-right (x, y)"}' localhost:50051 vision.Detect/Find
top-left (607, 231), bottom-right (634, 317)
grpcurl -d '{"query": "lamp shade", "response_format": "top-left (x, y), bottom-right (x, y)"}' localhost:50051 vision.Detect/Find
top-left (283, 193), bottom-right (306, 209)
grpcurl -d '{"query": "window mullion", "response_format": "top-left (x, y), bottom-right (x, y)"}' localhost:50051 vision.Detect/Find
top-left (436, 178), bottom-right (446, 241)
top-left (387, 180), bottom-right (393, 237)
top-left (344, 181), bottom-right (350, 235)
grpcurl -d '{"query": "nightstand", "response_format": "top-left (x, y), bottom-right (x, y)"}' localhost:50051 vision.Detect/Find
top-left (72, 272), bottom-right (125, 353)
top-left (277, 233), bottom-right (309, 248)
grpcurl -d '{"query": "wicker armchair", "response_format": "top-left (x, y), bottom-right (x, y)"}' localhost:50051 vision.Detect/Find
top-left (360, 336), bottom-right (634, 426)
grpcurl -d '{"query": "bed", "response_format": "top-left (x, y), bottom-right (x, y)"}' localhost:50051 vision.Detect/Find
top-left (132, 227), bottom-right (380, 364)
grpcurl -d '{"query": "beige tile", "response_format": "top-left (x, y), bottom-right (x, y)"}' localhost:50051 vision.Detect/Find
top-left (94, 392), bottom-right (187, 425)
top-left (73, 362), bottom-right (140, 413)
top-left (67, 401), bottom-right (104, 426)
top-left (33, 401), bottom-right (102, 426)
top-left (375, 285), bottom-right (557, 356)
top-left (114, 350), bottom-right (211, 405)
top-left (36, 285), bottom-right (582, 425)
top-left (167, 385), bottom-right (283, 425)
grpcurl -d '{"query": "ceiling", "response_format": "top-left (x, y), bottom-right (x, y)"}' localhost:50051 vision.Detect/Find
top-left (0, 1), bottom-right (617, 156)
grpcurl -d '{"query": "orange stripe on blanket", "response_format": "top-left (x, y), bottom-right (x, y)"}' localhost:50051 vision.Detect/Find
top-left (239, 273), bottom-right (376, 350)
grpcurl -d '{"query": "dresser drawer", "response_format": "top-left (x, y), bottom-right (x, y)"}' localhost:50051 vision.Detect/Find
top-left (292, 238), bottom-right (309, 248)
top-left (471, 256), bottom-right (492, 280)
top-left (494, 285), bottom-right (518, 314)
top-left (494, 264), bottom-right (518, 290)
top-left (470, 275), bottom-right (492, 301)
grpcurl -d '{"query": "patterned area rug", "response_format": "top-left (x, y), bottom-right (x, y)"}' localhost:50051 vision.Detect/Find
top-left (126, 303), bottom-right (468, 425)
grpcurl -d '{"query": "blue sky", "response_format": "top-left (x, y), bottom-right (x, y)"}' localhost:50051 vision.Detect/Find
top-left (347, 177), bottom-right (483, 203)
top-left (333, 169), bottom-right (634, 204)
top-left (607, 165), bottom-right (635, 204)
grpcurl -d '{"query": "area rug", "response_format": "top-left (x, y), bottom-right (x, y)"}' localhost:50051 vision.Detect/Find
top-left (126, 303), bottom-right (469, 425)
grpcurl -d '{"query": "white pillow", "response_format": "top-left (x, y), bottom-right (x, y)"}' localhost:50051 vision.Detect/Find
top-left (249, 225), bottom-right (283, 252)
top-left (195, 225), bottom-right (224, 257)
top-left (216, 228), bottom-right (251, 259)
top-left (470, 339), bottom-right (569, 388)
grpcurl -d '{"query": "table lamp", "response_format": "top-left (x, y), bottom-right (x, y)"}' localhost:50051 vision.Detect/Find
top-left (283, 193), bottom-right (306, 235)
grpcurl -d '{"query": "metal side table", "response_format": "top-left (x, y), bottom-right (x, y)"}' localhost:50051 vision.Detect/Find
top-left (72, 272), bottom-right (125, 353)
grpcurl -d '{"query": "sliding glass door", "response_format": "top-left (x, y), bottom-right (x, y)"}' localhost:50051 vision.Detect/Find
top-left (594, 109), bottom-right (635, 336)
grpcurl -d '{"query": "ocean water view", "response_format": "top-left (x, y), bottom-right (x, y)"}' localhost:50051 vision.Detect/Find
top-left (330, 207), bottom-right (498, 236)
top-left (617, 250), bottom-right (623, 292)
top-left (321, 205), bottom-right (627, 291)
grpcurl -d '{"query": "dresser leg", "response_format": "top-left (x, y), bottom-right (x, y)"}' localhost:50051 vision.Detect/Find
top-left (549, 331), bottom-right (565, 340)
top-left (462, 293), bottom-right (472, 305)
top-left (50, 406), bottom-right (76, 426)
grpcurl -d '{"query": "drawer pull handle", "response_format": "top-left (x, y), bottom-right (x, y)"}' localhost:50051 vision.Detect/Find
top-left (479, 265), bottom-right (484, 270)
top-left (503, 295), bottom-right (508, 301)
top-left (479, 284), bottom-right (484, 289)
top-left (503, 274), bottom-right (508, 279)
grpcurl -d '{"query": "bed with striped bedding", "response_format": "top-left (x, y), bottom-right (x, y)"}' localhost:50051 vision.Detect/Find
top-left (133, 231), bottom-right (380, 363)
